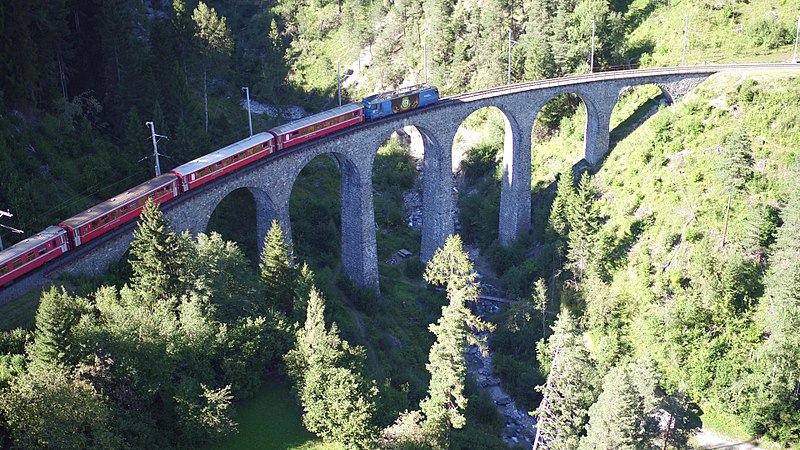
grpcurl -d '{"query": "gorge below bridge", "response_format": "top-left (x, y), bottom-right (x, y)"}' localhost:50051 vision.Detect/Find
top-left (2, 63), bottom-right (799, 304)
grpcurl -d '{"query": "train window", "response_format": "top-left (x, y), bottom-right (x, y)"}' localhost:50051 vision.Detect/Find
top-left (92, 220), bottom-right (101, 229)
top-left (12, 259), bottom-right (22, 269)
top-left (102, 216), bottom-right (109, 225)
top-left (308, 126), bottom-right (314, 133)
top-left (291, 131), bottom-right (299, 137)
top-left (352, 112), bottom-right (357, 118)
top-left (324, 121), bottom-right (329, 127)
top-left (26, 252), bottom-right (35, 262)
top-left (0, 265), bottom-right (8, 275)
top-left (83, 226), bottom-right (89, 234)
top-left (38, 246), bottom-right (47, 256)
top-left (121, 205), bottom-right (128, 214)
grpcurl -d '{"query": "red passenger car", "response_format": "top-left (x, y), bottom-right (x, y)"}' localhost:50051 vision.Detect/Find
top-left (170, 132), bottom-right (276, 193)
top-left (59, 173), bottom-right (180, 248)
top-left (0, 226), bottom-right (68, 287)
top-left (270, 103), bottom-right (364, 150)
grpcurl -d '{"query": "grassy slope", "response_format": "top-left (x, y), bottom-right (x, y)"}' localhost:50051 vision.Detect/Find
top-left (592, 71), bottom-right (800, 442)
top-left (627, 0), bottom-right (799, 66)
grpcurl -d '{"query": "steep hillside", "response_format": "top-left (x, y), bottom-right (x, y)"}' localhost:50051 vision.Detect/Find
top-left (483, 71), bottom-right (800, 447)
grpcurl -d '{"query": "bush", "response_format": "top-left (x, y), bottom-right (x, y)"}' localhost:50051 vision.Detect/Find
top-left (747, 17), bottom-right (793, 49)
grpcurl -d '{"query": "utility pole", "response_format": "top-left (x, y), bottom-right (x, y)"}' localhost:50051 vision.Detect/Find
top-left (590, 20), bottom-right (596, 73)
top-left (424, 41), bottom-right (428, 84)
top-left (507, 29), bottom-right (518, 85)
top-left (793, 16), bottom-right (799, 63)
top-left (0, 210), bottom-right (23, 252)
top-left (145, 121), bottom-right (164, 177)
top-left (242, 86), bottom-right (253, 137)
top-left (336, 61), bottom-right (342, 107)
top-left (682, 16), bottom-right (689, 66)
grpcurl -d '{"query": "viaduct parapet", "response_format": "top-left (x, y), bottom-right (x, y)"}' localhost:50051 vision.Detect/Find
top-left (2, 64), bottom-right (798, 304)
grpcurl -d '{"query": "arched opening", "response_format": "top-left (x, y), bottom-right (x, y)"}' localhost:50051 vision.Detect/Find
top-left (289, 154), bottom-right (343, 271)
top-left (531, 93), bottom-right (589, 195)
top-left (206, 187), bottom-right (275, 262)
top-left (609, 84), bottom-right (669, 147)
top-left (452, 107), bottom-right (509, 250)
top-left (372, 126), bottom-right (426, 279)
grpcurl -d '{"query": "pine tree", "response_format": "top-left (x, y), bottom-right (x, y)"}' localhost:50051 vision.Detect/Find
top-left (192, 1), bottom-right (233, 133)
top-left (29, 287), bottom-right (88, 367)
top-left (533, 312), bottom-right (598, 450)
top-left (293, 262), bottom-right (315, 324)
top-left (717, 126), bottom-right (754, 192)
top-left (533, 278), bottom-right (549, 337)
top-left (420, 235), bottom-right (490, 447)
top-left (580, 357), bottom-right (660, 450)
top-left (129, 198), bottom-right (187, 302)
top-left (285, 287), bottom-right (378, 447)
top-left (567, 172), bottom-right (600, 278)
top-left (260, 220), bottom-right (295, 315)
top-left (549, 167), bottom-right (576, 237)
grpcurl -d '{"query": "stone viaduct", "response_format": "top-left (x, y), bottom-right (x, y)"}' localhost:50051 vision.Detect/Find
top-left (2, 64), bottom-right (798, 304)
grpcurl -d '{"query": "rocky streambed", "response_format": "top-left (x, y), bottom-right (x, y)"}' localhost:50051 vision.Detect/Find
top-left (467, 301), bottom-right (537, 448)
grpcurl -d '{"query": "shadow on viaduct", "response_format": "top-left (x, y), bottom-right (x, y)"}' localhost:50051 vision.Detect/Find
top-left (2, 64), bottom-right (798, 303)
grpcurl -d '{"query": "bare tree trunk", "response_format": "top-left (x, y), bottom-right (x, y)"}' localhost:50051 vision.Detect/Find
top-left (203, 68), bottom-right (209, 133)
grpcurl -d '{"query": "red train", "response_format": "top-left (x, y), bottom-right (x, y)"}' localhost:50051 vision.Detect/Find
top-left (0, 85), bottom-right (439, 288)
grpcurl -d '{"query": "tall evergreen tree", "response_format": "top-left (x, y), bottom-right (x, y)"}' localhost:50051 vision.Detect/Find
top-left (29, 287), bottom-right (88, 368)
top-left (717, 126), bottom-right (754, 192)
top-left (567, 172), bottom-right (600, 278)
top-left (420, 235), bottom-right (489, 448)
top-left (580, 357), bottom-right (660, 450)
top-left (533, 312), bottom-right (598, 450)
top-left (192, 1), bottom-right (233, 133)
top-left (260, 220), bottom-right (295, 315)
top-left (129, 199), bottom-right (188, 302)
top-left (549, 166), bottom-right (576, 237)
top-left (285, 287), bottom-right (378, 447)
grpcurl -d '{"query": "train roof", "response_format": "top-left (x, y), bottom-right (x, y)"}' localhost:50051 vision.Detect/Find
top-left (59, 174), bottom-right (178, 228)
top-left (362, 84), bottom-right (438, 104)
top-left (0, 226), bottom-right (66, 265)
top-left (171, 132), bottom-right (274, 176)
top-left (269, 103), bottom-right (363, 136)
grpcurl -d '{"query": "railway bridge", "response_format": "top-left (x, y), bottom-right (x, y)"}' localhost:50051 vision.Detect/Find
top-left (2, 64), bottom-right (798, 303)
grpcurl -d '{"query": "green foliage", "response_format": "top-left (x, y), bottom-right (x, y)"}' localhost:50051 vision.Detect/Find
top-left (286, 287), bottom-right (378, 447)
top-left (129, 199), bottom-right (190, 302)
top-left (567, 172), bottom-right (601, 279)
top-left (260, 220), bottom-right (295, 315)
top-left (580, 356), bottom-right (660, 450)
top-left (0, 364), bottom-right (123, 450)
top-left (534, 312), bottom-right (599, 450)
top-left (29, 287), bottom-right (89, 368)
top-left (420, 235), bottom-right (491, 448)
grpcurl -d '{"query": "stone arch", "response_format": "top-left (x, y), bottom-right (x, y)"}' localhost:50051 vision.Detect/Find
top-left (202, 185), bottom-right (281, 259)
top-left (530, 91), bottom-right (593, 183)
top-left (289, 149), bottom-right (378, 289)
top-left (449, 105), bottom-right (520, 246)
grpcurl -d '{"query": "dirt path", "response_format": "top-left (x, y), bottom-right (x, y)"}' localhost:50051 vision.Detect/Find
top-left (694, 428), bottom-right (768, 450)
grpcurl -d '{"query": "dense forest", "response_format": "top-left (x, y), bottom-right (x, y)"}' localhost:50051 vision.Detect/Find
top-left (1, 0), bottom-right (800, 448)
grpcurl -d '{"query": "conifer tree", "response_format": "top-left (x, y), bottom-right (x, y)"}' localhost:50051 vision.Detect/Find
top-left (293, 262), bottom-right (315, 324)
top-left (580, 356), bottom-right (660, 450)
top-left (533, 278), bottom-right (549, 337)
top-left (260, 220), bottom-right (295, 315)
top-left (129, 198), bottom-right (187, 301)
top-left (567, 172), bottom-right (600, 278)
top-left (533, 312), bottom-right (598, 450)
top-left (192, 1), bottom-right (233, 133)
top-left (285, 287), bottom-right (377, 447)
top-left (549, 166), bottom-right (576, 237)
top-left (29, 287), bottom-right (88, 368)
top-left (717, 126), bottom-right (754, 192)
top-left (420, 235), bottom-right (489, 447)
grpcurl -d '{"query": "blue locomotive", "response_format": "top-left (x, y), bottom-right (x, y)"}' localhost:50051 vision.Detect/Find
top-left (362, 83), bottom-right (440, 120)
